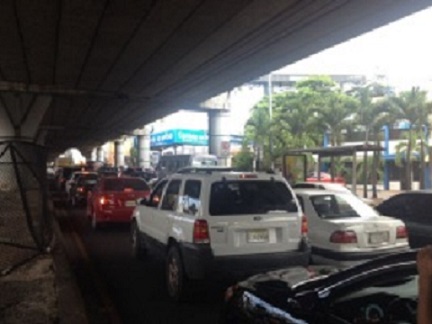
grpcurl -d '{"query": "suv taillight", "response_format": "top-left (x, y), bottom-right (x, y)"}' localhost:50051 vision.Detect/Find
top-left (301, 214), bottom-right (308, 235)
top-left (193, 219), bottom-right (210, 244)
top-left (330, 230), bottom-right (357, 244)
top-left (396, 225), bottom-right (408, 239)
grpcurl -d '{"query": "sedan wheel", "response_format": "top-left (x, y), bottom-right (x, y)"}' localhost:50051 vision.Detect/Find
top-left (71, 196), bottom-right (76, 207)
top-left (91, 211), bottom-right (98, 230)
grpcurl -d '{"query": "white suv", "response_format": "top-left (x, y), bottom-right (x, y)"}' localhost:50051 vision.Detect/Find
top-left (131, 168), bottom-right (310, 300)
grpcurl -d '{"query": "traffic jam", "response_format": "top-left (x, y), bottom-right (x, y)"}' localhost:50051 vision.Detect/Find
top-left (54, 161), bottom-right (421, 324)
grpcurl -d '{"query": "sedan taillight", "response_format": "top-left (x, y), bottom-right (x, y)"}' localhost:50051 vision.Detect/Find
top-left (330, 230), bottom-right (357, 244)
top-left (99, 195), bottom-right (115, 206)
top-left (396, 225), bottom-right (408, 239)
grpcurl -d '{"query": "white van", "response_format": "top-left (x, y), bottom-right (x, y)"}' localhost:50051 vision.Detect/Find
top-left (156, 154), bottom-right (218, 177)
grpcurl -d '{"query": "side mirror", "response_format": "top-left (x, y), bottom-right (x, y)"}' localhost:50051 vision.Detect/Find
top-left (138, 198), bottom-right (148, 206)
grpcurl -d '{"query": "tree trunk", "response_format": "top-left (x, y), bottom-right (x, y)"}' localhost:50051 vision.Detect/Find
top-left (405, 129), bottom-right (413, 190)
top-left (420, 137), bottom-right (426, 189)
top-left (363, 130), bottom-right (369, 198)
top-left (330, 137), bottom-right (336, 182)
top-left (429, 145), bottom-right (432, 189)
top-left (372, 151), bottom-right (379, 199)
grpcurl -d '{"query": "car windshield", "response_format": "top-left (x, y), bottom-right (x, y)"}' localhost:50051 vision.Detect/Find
top-left (77, 174), bottom-right (98, 185)
top-left (310, 193), bottom-right (379, 219)
top-left (209, 180), bottom-right (297, 216)
top-left (103, 178), bottom-right (150, 191)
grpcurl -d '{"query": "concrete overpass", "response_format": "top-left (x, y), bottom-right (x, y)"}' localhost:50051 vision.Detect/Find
top-left (0, 0), bottom-right (430, 271)
top-left (0, 0), bottom-right (430, 157)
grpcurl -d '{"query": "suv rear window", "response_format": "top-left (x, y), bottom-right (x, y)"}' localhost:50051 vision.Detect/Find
top-left (209, 180), bottom-right (297, 215)
top-left (103, 178), bottom-right (150, 191)
top-left (62, 167), bottom-right (82, 179)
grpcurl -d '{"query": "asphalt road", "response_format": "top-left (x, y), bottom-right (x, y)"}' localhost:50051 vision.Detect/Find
top-left (55, 202), bottom-right (226, 324)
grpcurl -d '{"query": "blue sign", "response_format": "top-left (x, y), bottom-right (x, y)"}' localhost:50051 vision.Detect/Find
top-left (151, 129), bottom-right (208, 147)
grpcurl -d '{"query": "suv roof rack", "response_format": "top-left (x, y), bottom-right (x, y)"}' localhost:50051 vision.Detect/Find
top-left (176, 166), bottom-right (235, 174)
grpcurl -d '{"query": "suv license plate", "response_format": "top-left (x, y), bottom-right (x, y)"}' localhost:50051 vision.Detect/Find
top-left (125, 200), bottom-right (136, 207)
top-left (368, 232), bottom-right (388, 244)
top-left (248, 230), bottom-right (269, 243)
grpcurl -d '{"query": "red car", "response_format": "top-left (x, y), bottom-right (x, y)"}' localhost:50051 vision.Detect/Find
top-left (87, 177), bottom-right (150, 229)
top-left (306, 172), bottom-right (345, 185)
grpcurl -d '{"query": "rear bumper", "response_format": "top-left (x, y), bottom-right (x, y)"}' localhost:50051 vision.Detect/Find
top-left (97, 207), bottom-right (135, 223)
top-left (179, 239), bottom-right (311, 280)
top-left (312, 245), bottom-right (410, 262)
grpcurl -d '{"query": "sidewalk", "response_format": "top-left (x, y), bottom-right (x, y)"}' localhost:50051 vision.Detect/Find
top-left (0, 221), bottom-right (88, 324)
top-left (355, 189), bottom-right (400, 206)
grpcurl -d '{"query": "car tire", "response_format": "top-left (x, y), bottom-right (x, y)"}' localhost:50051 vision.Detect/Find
top-left (91, 211), bottom-right (98, 230)
top-left (86, 205), bottom-right (92, 218)
top-left (71, 196), bottom-right (76, 208)
top-left (131, 220), bottom-right (147, 260)
top-left (166, 245), bottom-right (189, 302)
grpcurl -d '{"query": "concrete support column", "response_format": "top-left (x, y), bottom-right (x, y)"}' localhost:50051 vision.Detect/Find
top-left (81, 149), bottom-right (93, 162)
top-left (136, 126), bottom-right (152, 169)
top-left (91, 148), bottom-right (97, 162)
top-left (114, 140), bottom-right (124, 167)
top-left (0, 95), bottom-right (52, 250)
top-left (208, 110), bottom-right (231, 165)
top-left (96, 146), bottom-right (104, 162)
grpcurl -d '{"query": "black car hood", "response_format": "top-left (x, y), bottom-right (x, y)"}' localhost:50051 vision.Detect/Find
top-left (236, 266), bottom-right (338, 309)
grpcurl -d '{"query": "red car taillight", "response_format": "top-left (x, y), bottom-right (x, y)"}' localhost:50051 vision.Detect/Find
top-left (396, 225), bottom-right (408, 239)
top-left (330, 230), bottom-right (357, 244)
top-left (301, 214), bottom-right (308, 235)
top-left (99, 195), bottom-right (115, 206)
top-left (193, 219), bottom-right (210, 244)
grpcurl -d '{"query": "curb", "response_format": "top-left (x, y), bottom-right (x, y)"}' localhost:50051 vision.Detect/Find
top-left (51, 204), bottom-right (89, 324)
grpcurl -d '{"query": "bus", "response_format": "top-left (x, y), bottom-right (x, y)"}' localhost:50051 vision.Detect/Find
top-left (156, 154), bottom-right (218, 177)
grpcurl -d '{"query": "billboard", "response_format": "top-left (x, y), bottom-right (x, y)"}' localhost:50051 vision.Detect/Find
top-left (151, 129), bottom-right (208, 148)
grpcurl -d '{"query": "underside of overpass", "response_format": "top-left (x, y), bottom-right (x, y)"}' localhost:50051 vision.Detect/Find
top-left (0, 0), bottom-right (430, 157)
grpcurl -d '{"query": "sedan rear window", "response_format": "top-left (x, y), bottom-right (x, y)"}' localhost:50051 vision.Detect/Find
top-left (103, 179), bottom-right (149, 191)
top-left (310, 193), bottom-right (379, 219)
top-left (209, 180), bottom-right (297, 216)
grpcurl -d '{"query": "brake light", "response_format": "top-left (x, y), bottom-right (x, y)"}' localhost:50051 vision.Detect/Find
top-left (193, 219), bottom-right (210, 244)
top-left (396, 225), bottom-right (408, 239)
top-left (99, 196), bottom-right (115, 206)
top-left (301, 214), bottom-right (308, 235)
top-left (330, 230), bottom-right (357, 244)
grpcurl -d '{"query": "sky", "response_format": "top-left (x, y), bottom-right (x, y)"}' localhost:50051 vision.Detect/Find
top-left (160, 6), bottom-right (432, 136)
top-left (223, 5), bottom-right (432, 134)
top-left (276, 6), bottom-right (432, 91)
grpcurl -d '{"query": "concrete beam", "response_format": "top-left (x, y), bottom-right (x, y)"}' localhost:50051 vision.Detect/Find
top-left (21, 96), bottom-right (52, 140)
top-left (0, 100), bottom-right (16, 138)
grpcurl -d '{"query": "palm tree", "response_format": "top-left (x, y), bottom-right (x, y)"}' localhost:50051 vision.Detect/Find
top-left (369, 102), bottom-right (393, 198)
top-left (272, 91), bottom-right (321, 149)
top-left (314, 92), bottom-right (358, 179)
top-left (351, 85), bottom-right (392, 198)
top-left (245, 101), bottom-right (271, 170)
top-left (388, 87), bottom-right (429, 190)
